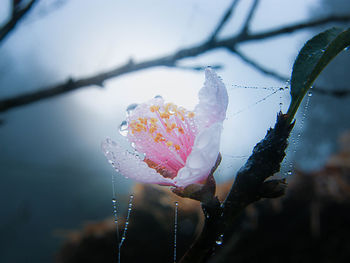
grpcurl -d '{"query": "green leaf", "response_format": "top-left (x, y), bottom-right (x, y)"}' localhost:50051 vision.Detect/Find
top-left (286, 27), bottom-right (350, 123)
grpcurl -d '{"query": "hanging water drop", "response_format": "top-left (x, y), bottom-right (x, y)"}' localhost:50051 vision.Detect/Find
top-left (174, 201), bottom-right (178, 263)
top-left (112, 198), bottom-right (118, 224)
top-left (126, 103), bottom-right (138, 116)
top-left (118, 194), bottom-right (134, 263)
top-left (119, 120), bottom-right (128, 137)
top-left (216, 234), bottom-right (224, 245)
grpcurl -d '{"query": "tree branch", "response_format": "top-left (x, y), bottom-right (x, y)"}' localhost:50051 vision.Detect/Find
top-left (1, 13), bottom-right (350, 112)
top-left (0, 0), bottom-right (38, 43)
top-left (179, 113), bottom-right (294, 263)
top-left (208, 0), bottom-right (241, 43)
top-left (231, 48), bottom-right (287, 81)
top-left (240, 0), bottom-right (259, 36)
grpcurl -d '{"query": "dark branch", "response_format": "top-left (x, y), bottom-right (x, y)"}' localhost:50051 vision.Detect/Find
top-left (240, 0), bottom-right (260, 36)
top-left (179, 113), bottom-right (294, 263)
top-left (231, 48), bottom-right (287, 81)
top-left (0, 0), bottom-right (37, 43)
top-left (237, 15), bottom-right (350, 42)
top-left (1, 15), bottom-right (350, 112)
top-left (229, 49), bottom-right (350, 97)
top-left (208, 0), bottom-right (241, 43)
top-left (312, 86), bottom-right (350, 97)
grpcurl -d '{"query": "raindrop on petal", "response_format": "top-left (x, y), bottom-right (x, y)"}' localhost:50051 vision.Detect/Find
top-left (119, 120), bottom-right (128, 136)
top-left (126, 103), bottom-right (139, 116)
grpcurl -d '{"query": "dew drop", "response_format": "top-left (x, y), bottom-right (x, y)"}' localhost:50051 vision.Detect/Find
top-left (216, 234), bottom-right (224, 245)
top-left (287, 171), bottom-right (292, 176)
top-left (119, 120), bottom-right (128, 136)
top-left (126, 103), bottom-right (138, 116)
top-left (118, 194), bottom-right (134, 262)
top-left (154, 95), bottom-right (163, 99)
top-left (308, 92), bottom-right (313, 97)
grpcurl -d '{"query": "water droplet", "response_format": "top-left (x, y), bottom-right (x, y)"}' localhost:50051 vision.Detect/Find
top-left (154, 95), bottom-right (163, 99)
top-left (126, 103), bottom-right (138, 116)
top-left (287, 171), bottom-right (292, 175)
top-left (174, 201), bottom-right (179, 263)
top-left (308, 92), bottom-right (313, 97)
top-left (131, 142), bottom-right (136, 149)
top-left (216, 234), bottom-right (224, 245)
top-left (119, 120), bottom-right (128, 136)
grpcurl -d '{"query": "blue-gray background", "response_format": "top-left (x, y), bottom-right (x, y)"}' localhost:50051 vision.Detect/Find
top-left (0, 0), bottom-right (349, 262)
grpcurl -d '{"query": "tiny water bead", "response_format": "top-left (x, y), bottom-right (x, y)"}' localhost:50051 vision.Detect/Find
top-left (126, 103), bottom-right (139, 116)
top-left (118, 194), bottom-right (135, 263)
top-left (112, 198), bottom-right (118, 224)
top-left (216, 234), bottom-right (224, 245)
top-left (174, 201), bottom-right (179, 263)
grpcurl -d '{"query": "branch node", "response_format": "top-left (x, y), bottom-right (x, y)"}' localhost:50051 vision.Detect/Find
top-left (259, 179), bottom-right (287, 198)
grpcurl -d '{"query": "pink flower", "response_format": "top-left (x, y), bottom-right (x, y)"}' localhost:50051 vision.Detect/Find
top-left (102, 68), bottom-right (228, 188)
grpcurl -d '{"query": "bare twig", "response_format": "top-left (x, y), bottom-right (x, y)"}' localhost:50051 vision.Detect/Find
top-left (231, 48), bottom-right (287, 81)
top-left (0, 0), bottom-right (37, 43)
top-left (208, 0), bottom-right (241, 42)
top-left (1, 10), bottom-right (350, 112)
top-left (240, 0), bottom-right (260, 36)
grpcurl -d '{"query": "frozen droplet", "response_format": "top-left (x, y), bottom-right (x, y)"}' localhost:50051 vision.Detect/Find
top-left (126, 103), bottom-right (138, 116)
top-left (216, 234), bottom-right (224, 245)
top-left (119, 120), bottom-right (128, 136)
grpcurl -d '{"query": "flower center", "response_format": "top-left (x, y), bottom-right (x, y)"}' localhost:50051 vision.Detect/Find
top-left (128, 102), bottom-right (197, 179)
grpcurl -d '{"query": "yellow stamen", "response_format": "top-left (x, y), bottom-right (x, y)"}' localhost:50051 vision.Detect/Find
top-left (150, 105), bottom-right (159, 112)
top-left (166, 141), bottom-right (173, 147)
top-left (188, 112), bottom-right (195, 118)
top-left (174, 144), bottom-right (181, 151)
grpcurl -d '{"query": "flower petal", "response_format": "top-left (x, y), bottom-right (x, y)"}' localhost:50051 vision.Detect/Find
top-left (195, 68), bottom-right (229, 130)
top-left (101, 138), bottom-right (175, 186)
top-left (174, 122), bottom-right (223, 187)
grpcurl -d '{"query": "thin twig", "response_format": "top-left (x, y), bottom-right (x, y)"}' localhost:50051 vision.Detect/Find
top-left (240, 0), bottom-right (260, 36)
top-left (232, 48), bottom-right (287, 81)
top-left (208, 0), bottom-right (241, 42)
top-left (0, 0), bottom-right (37, 43)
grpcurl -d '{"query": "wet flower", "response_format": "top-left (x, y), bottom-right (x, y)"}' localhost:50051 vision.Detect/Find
top-left (102, 68), bottom-right (228, 189)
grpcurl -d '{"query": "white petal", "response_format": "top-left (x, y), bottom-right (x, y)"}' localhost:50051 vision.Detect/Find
top-left (101, 138), bottom-right (175, 186)
top-left (194, 68), bottom-right (229, 130)
top-left (175, 122), bottom-right (223, 187)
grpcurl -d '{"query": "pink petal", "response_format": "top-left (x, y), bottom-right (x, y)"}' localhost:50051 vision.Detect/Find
top-left (174, 122), bottom-right (223, 187)
top-left (101, 138), bottom-right (175, 186)
top-left (194, 68), bottom-right (229, 130)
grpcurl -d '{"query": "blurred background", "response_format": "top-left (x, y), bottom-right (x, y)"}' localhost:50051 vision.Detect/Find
top-left (0, 0), bottom-right (349, 262)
